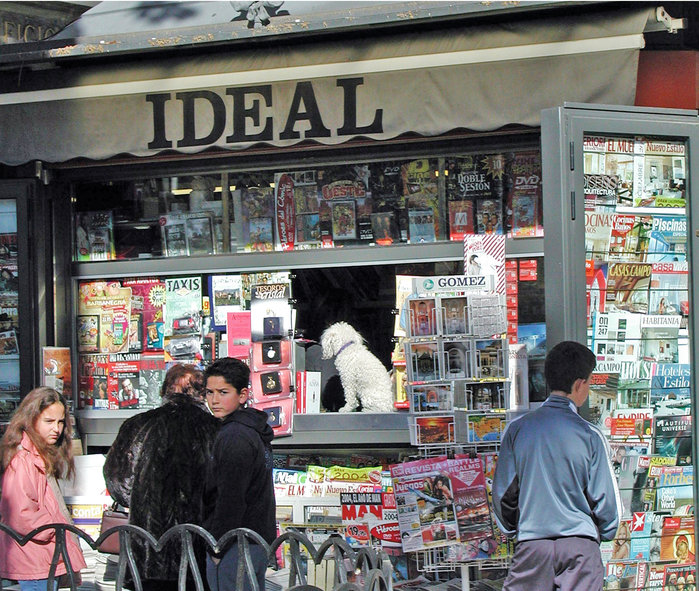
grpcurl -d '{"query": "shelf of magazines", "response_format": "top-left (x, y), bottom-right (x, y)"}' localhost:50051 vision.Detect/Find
top-left (582, 132), bottom-right (694, 590)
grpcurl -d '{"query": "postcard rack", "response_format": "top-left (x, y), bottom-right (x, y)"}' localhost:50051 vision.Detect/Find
top-left (398, 276), bottom-right (512, 588)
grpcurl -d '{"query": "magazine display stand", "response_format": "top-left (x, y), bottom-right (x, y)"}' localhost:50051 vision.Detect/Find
top-left (397, 276), bottom-right (512, 588)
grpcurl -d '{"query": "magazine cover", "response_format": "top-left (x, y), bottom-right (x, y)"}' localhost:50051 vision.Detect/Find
top-left (609, 214), bottom-right (652, 262)
top-left (605, 262), bottom-right (652, 314)
top-left (447, 456), bottom-right (493, 543)
top-left (77, 353), bottom-right (109, 410)
top-left (663, 564), bottom-right (696, 590)
top-left (633, 140), bottom-right (686, 208)
top-left (660, 515), bottom-right (695, 563)
top-left (209, 274), bottom-right (243, 330)
top-left (628, 511), bottom-right (664, 560)
top-left (609, 408), bottom-right (653, 445)
top-left (75, 211), bottom-right (116, 261)
top-left (123, 277), bottom-right (165, 351)
top-left (390, 456), bottom-right (460, 552)
top-left (163, 276), bottom-right (202, 338)
top-left (0, 329), bottom-right (17, 356)
top-left (331, 200), bottom-right (357, 241)
top-left (584, 173), bottom-right (618, 207)
top-left (508, 150), bottom-right (542, 238)
top-left (585, 208), bottom-right (614, 261)
top-left (656, 465), bottom-right (693, 514)
top-left (647, 216), bottom-right (687, 262)
top-left (464, 234), bottom-right (506, 294)
top-left (288, 170), bottom-right (319, 215)
top-left (77, 281), bottom-right (132, 354)
top-left (402, 159), bottom-right (440, 237)
top-left (591, 312), bottom-right (643, 363)
top-left (370, 212), bottom-right (401, 245)
top-left (108, 355), bottom-right (144, 409)
top-left (139, 354), bottom-right (167, 409)
top-left (295, 213), bottom-right (321, 245)
top-left (448, 200), bottom-right (474, 241)
top-left (242, 186), bottom-right (275, 250)
top-left (42, 347), bottom-right (71, 399)
top-left (654, 415), bottom-right (693, 464)
top-left (639, 315), bottom-right (680, 363)
top-left (650, 363), bottom-right (690, 412)
top-left (648, 261), bottom-right (688, 318)
top-left (274, 173), bottom-right (297, 251)
top-left (645, 564), bottom-right (666, 589)
top-left (408, 209), bottom-right (436, 243)
top-left (128, 312), bottom-right (143, 353)
top-left (226, 311), bottom-right (252, 360)
top-left (160, 214), bottom-right (189, 257)
top-left (476, 199), bottom-right (503, 235)
top-left (643, 463), bottom-right (673, 513)
top-left (247, 217), bottom-right (274, 252)
top-left (604, 561), bottom-right (646, 590)
top-left (250, 282), bottom-right (292, 343)
top-left (185, 212), bottom-right (215, 256)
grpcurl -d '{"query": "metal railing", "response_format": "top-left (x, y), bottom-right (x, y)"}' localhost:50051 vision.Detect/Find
top-left (0, 522), bottom-right (391, 591)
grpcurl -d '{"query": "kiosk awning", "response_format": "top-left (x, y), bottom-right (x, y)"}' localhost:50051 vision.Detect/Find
top-left (0, 5), bottom-right (656, 165)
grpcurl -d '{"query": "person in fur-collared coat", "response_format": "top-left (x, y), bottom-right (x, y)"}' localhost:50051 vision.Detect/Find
top-left (103, 365), bottom-right (220, 591)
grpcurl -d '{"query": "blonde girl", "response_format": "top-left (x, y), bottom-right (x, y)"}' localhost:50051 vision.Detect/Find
top-left (0, 387), bottom-right (86, 591)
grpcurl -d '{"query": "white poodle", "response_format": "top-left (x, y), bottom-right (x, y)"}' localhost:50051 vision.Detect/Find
top-left (320, 321), bottom-right (394, 413)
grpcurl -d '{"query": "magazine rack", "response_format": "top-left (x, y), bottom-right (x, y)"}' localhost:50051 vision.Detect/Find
top-left (398, 277), bottom-right (512, 588)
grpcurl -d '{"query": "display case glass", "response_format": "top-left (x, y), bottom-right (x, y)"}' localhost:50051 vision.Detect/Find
top-left (0, 199), bottom-right (19, 431)
top-left (71, 149), bottom-right (543, 261)
top-left (542, 104), bottom-right (699, 585)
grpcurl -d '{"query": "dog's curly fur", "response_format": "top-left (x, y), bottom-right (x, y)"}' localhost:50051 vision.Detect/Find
top-left (320, 321), bottom-right (394, 413)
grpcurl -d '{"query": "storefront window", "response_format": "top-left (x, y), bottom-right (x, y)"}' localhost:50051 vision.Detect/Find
top-left (0, 199), bottom-right (19, 431)
top-left (71, 149), bottom-right (543, 261)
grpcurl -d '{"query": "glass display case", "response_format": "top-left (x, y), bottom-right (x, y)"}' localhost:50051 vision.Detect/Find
top-left (0, 198), bottom-right (19, 432)
top-left (71, 150), bottom-right (543, 262)
top-left (542, 103), bottom-right (699, 587)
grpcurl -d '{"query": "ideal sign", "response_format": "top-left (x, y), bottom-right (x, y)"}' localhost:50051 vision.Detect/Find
top-left (146, 78), bottom-right (383, 149)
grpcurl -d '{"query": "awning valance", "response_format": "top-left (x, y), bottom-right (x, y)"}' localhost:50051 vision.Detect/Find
top-left (0, 6), bottom-right (653, 165)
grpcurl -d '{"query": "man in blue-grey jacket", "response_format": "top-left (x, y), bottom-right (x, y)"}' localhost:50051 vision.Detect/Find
top-left (493, 340), bottom-right (621, 591)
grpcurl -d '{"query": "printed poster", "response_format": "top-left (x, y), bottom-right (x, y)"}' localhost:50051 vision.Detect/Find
top-left (163, 277), bottom-right (202, 337)
top-left (209, 274), bottom-right (243, 330)
top-left (77, 281), bottom-right (132, 354)
top-left (42, 347), bottom-right (72, 399)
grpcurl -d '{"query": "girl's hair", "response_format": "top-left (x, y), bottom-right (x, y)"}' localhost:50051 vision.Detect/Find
top-left (0, 387), bottom-right (75, 479)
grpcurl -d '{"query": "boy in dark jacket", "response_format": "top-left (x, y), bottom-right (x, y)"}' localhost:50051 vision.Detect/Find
top-left (203, 357), bottom-right (276, 591)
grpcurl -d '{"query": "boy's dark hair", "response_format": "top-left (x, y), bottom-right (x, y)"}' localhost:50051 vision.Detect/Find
top-left (203, 357), bottom-right (250, 393)
top-left (544, 341), bottom-right (596, 394)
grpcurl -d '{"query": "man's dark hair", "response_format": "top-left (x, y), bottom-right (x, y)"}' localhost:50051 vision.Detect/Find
top-left (544, 341), bottom-right (596, 394)
top-left (203, 357), bottom-right (250, 392)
